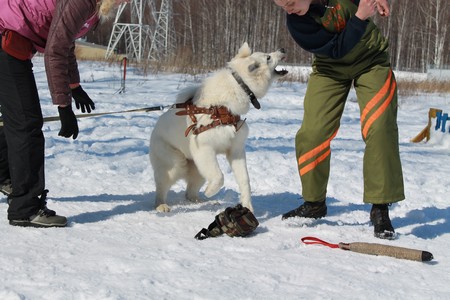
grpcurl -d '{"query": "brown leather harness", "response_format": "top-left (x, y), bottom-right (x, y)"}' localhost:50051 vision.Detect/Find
top-left (174, 100), bottom-right (242, 136)
top-left (173, 69), bottom-right (260, 137)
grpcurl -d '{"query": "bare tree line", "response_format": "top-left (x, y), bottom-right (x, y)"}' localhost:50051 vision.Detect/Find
top-left (373, 0), bottom-right (449, 71)
top-left (87, 0), bottom-right (449, 72)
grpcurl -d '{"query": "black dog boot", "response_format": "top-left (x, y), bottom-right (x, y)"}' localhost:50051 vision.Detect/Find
top-left (282, 200), bottom-right (327, 220)
top-left (370, 204), bottom-right (396, 240)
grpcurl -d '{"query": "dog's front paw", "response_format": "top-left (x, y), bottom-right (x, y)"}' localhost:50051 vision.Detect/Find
top-left (204, 185), bottom-right (221, 198)
top-left (155, 204), bottom-right (171, 212)
top-left (204, 179), bottom-right (224, 198)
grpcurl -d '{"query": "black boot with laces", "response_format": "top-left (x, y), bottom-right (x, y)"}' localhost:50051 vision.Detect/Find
top-left (9, 190), bottom-right (67, 228)
top-left (370, 204), bottom-right (395, 240)
top-left (0, 178), bottom-right (12, 196)
top-left (282, 200), bottom-right (327, 220)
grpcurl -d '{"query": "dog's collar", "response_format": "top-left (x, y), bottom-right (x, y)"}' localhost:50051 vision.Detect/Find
top-left (230, 70), bottom-right (261, 110)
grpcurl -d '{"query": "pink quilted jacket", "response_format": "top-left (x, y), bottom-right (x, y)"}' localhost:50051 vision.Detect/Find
top-left (0, 0), bottom-right (111, 105)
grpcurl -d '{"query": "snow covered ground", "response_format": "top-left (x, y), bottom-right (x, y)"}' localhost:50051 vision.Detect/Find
top-left (0, 56), bottom-right (449, 299)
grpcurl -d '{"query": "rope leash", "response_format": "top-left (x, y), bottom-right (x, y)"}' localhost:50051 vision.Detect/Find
top-left (0, 105), bottom-right (168, 127)
top-left (301, 236), bottom-right (433, 262)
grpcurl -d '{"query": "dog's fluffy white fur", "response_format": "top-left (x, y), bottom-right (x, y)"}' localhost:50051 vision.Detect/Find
top-left (150, 43), bottom-right (287, 212)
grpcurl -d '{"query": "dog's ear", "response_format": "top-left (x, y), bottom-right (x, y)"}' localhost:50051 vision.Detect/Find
top-left (248, 61), bottom-right (260, 72)
top-left (234, 42), bottom-right (252, 59)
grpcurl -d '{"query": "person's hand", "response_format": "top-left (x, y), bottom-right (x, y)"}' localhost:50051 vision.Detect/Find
top-left (375, 0), bottom-right (390, 17)
top-left (355, 0), bottom-right (378, 20)
top-left (71, 85), bottom-right (95, 113)
top-left (58, 105), bottom-right (79, 139)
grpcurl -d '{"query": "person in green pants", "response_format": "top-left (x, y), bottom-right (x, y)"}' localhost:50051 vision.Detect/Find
top-left (273, 0), bottom-right (405, 239)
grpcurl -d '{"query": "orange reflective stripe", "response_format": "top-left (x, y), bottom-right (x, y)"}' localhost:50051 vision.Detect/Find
top-left (298, 130), bottom-right (338, 165)
top-left (362, 79), bottom-right (397, 139)
top-left (298, 130), bottom-right (338, 176)
top-left (360, 71), bottom-right (393, 124)
top-left (300, 149), bottom-right (331, 176)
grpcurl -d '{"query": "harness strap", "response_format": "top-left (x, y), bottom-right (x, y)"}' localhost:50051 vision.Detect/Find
top-left (194, 219), bottom-right (223, 240)
top-left (175, 100), bottom-right (242, 136)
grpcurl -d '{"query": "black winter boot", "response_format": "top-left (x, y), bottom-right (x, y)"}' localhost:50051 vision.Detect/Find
top-left (370, 204), bottom-right (396, 240)
top-left (282, 200), bottom-right (327, 220)
top-left (9, 189), bottom-right (67, 228)
top-left (0, 178), bottom-right (12, 196)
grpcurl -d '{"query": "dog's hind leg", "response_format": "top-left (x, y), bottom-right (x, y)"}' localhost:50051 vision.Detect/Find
top-left (185, 160), bottom-right (205, 202)
top-left (153, 172), bottom-right (173, 212)
top-left (150, 141), bottom-right (188, 212)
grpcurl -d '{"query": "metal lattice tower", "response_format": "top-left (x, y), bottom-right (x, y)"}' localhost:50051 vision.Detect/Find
top-left (148, 0), bottom-right (175, 60)
top-left (105, 0), bottom-right (174, 62)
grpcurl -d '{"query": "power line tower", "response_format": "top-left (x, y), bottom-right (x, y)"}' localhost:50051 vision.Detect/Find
top-left (105, 0), bottom-right (175, 62)
top-left (148, 0), bottom-right (175, 61)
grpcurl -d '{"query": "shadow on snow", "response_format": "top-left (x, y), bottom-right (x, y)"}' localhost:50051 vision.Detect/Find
top-left (51, 190), bottom-right (449, 240)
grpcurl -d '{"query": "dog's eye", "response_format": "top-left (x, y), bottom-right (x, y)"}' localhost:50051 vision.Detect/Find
top-left (267, 55), bottom-right (271, 62)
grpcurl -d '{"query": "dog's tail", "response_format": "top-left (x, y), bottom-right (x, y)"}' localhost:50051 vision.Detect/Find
top-left (176, 85), bottom-right (200, 103)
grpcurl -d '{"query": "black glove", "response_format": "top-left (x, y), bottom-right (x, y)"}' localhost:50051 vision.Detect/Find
top-left (71, 85), bottom-right (95, 113)
top-left (58, 106), bottom-right (79, 139)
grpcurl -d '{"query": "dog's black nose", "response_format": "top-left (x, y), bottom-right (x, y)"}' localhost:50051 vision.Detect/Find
top-left (278, 48), bottom-right (286, 53)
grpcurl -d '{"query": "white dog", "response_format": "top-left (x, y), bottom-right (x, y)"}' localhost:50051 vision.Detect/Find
top-left (150, 43), bottom-right (287, 212)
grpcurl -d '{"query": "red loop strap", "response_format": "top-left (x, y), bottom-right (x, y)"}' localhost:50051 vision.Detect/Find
top-left (300, 236), bottom-right (339, 249)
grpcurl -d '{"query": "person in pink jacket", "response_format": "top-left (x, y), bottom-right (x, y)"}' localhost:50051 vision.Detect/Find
top-left (0, 0), bottom-right (128, 227)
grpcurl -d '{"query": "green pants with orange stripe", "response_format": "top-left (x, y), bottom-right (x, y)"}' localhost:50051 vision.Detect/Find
top-left (296, 60), bottom-right (405, 204)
